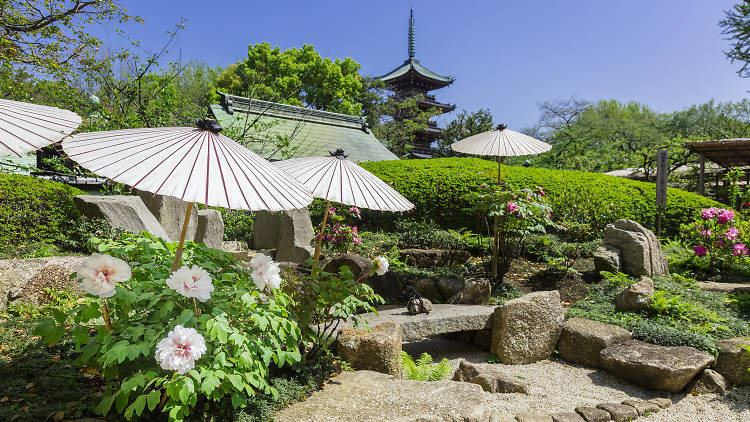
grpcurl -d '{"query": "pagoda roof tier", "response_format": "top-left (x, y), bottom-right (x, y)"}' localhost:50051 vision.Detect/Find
top-left (378, 58), bottom-right (454, 91)
top-left (418, 96), bottom-right (455, 113)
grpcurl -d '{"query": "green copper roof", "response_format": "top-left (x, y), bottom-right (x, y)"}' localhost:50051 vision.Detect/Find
top-left (378, 58), bottom-right (454, 85)
top-left (210, 92), bottom-right (398, 163)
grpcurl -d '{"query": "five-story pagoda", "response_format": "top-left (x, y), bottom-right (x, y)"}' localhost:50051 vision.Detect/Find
top-left (377, 9), bottom-right (455, 158)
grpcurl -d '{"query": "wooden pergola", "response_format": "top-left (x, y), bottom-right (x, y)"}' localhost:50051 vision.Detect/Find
top-left (684, 138), bottom-right (750, 195)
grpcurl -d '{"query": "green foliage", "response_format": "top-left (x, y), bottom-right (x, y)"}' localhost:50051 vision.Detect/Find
top-left (435, 109), bottom-right (494, 157)
top-left (371, 94), bottom-right (441, 157)
top-left (521, 234), bottom-right (599, 263)
top-left (360, 158), bottom-right (724, 238)
top-left (215, 43), bottom-right (363, 115)
top-left (0, 174), bottom-right (85, 247)
top-left (395, 220), bottom-right (470, 251)
top-left (217, 208), bottom-right (255, 242)
top-left (567, 273), bottom-right (750, 354)
top-left (34, 233), bottom-right (302, 421)
top-left (399, 351), bottom-right (452, 381)
top-left (5, 287), bottom-right (83, 319)
top-left (720, 1), bottom-right (750, 78)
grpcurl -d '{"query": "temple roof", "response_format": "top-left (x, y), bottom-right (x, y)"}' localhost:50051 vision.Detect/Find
top-left (209, 92), bottom-right (398, 163)
top-left (685, 138), bottom-right (750, 167)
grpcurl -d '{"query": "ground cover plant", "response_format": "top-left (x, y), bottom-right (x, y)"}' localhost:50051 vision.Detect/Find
top-left (567, 272), bottom-right (750, 354)
top-left (399, 351), bottom-right (452, 381)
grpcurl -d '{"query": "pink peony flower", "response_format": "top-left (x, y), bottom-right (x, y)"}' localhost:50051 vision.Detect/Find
top-left (724, 227), bottom-right (740, 241)
top-left (249, 254), bottom-right (282, 290)
top-left (694, 245), bottom-right (708, 257)
top-left (167, 265), bottom-right (214, 302)
top-left (537, 186), bottom-right (545, 196)
top-left (717, 209), bottom-right (735, 223)
top-left (349, 206), bottom-right (361, 216)
top-left (77, 254), bottom-right (131, 298)
top-left (155, 325), bottom-right (206, 374)
top-left (507, 202), bottom-right (518, 212)
top-left (328, 207), bottom-right (336, 216)
top-left (732, 243), bottom-right (748, 256)
top-left (699, 230), bottom-right (712, 237)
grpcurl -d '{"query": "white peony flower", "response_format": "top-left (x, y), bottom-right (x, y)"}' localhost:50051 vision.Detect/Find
top-left (77, 253), bottom-right (131, 298)
top-left (373, 256), bottom-right (389, 276)
top-left (155, 325), bottom-right (206, 374)
top-left (166, 265), bottom-right (214, 302)
top-left (249, 253), bottom-right (282, 291)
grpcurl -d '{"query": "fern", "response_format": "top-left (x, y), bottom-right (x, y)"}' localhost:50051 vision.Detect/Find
top-left (399, 351), bottom-right (452, 381)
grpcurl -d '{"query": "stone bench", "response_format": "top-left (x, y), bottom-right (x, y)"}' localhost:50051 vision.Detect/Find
top-left (337, 304), bottom-right (496, 342)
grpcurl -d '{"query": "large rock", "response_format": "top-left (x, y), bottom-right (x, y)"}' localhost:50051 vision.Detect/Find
top-left (599, 340), bottom-right (715, 392)
top-left (194, 209), bottom-right (224, 249)
top-left (134, 189), bottom-right (197, 241)
top-left (452, 359), bottom-right (530, 394)
top-left (411, 278), bottom-right (442, 302)
top-left (714, 337), bottom-right (750, 386)
top-left (595, 403), bottom-right (637, 422)
top-left (368, 271), bottom-right (403, 302)
top-left (491, 290), bottom-right (564, 364)
top-left (436, 277), bottom-right (465, 299)
top-left (614, 276), bottom-right (654, 312)
top-left (252, 210), bottom-right (281, 249)
top-left (0, 256), bottom-right (87, 310)
top-left (684, 368), bottom-right (729, 395)
top-left (594, 219), bottom-right (668, 277)
top-left (274, 370), bottom-right (493, 422)
top-left (74, 195), bottom-right (171, 241)
top-left (337, 322), bottom-right (402, 377)
top-left (557, 318), bottom-right (632, 368)
top-left (336, 304), bottom-right (495, 342)
top-left (574, 407), bottom-right (610, 422)
top-left (276, 209), bottom-right (314, 263)
top-left (399, 249), bottom-right (471, 268)
top-left (221, 241), bottom-right (255, 261)
top-left (447, 278), bottom-right (491, 305)
top-left (325, 254), bottom-right (371, 278)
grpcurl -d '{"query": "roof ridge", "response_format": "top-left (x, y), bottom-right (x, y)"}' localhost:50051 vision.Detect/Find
top-left (217, 91), bottom-right (365, 124)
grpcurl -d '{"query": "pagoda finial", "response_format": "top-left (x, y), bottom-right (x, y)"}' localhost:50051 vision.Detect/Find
top-left (408, 8), bottom-right (415, 58)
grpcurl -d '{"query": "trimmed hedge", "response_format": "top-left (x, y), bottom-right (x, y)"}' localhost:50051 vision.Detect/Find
top-left (360, 158), bottom-right (723, 238)
top-left (0, 174), bottom-right (84, 246)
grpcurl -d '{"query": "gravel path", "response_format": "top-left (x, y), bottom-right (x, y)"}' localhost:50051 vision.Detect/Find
top-left (404, 338), bottom-right (750, 422)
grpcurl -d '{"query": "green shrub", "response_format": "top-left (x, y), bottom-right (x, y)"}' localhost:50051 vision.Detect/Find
top-left (360, 158), bottom-right (723, 239)
top-left (399, 351), bottom-right (452, 381)
top-left (217, 208), bottom-right (255, 243)
top-left (0, 174), bottom-right (85, 246)
top-left (522, 234), bottom-right (599, 263)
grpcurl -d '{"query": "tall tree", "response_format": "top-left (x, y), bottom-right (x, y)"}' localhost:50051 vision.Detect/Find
top-left (214, 43), bottom-right (363, 115)
top-left (434, 109), bottom-right (494, 157)
top-left (720, 0), bottom-right (750, 77)
top-left (370, 95), bottom-right (439, 157)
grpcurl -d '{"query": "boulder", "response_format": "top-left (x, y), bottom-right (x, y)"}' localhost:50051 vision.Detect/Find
top-left (325, 254), bottom-right (371, 279)
top-left (594, 219), bottom-right (668, 277)
top-left (599, 340), bottom-right (715, 392)
top-left (276, 209), bottom-right (315, 263)
top-left (714, 337), bottom-right (750, 386)
top-left (614, 276), bottom-right (654, 313)
top-left (491, 290), bottom-right (564, 364)
top-left (452, 359), bottom-right (529, 394)
top-left (0, 256), bottom-right (86, 310)
top-left (407, 297), bottom-right (432, 315)
top-left (595, 403), bottom-right (637, 422)
top-left (550, 413), bottom-right (586, 422)
top-left (593, 245), bottom-right (620, 274)
top-left (447, 278), bottom-right (491, 305)
top-left (620, 399), bottom-right (660, 416)
top-left (74, 195), bottom-right (171, 241)
top-left (436, 277), bottom-right (465, 299)
top-left (252, 210), bottom-right (281, 249)
top-left (195, 209), bottom-right (224, 249)
top-left (368, 271), bottom-right (403, 302)
top-left (274, 370), bottom-right (493, 422)
top-left (516, 413), bottom-right (553, 422)
top-left (134, 189), bottom-right (197, 241)
top-left (336, 322), bottom-right (402, 377)
top-left (557, 318), bottom-right (632, 368)
top-left (399, 249), bottom-right (471, 268)
top-left (684, 368), bottom-right (729, 395)
top-left (411, 278), bottom-right (443, 302)
top-left (221, 241), bottom-right (255, 261)
top-left (574, 407), bottom-right (611, 422)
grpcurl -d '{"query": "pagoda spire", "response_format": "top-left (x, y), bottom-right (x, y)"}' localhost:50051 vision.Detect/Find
top-left (408, 9), bottom-right (415, 58)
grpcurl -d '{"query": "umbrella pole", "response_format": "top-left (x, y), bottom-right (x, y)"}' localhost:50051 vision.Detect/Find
top-left (492, 155), bottom-right (503, 279)
top-left (172, 202), bottom-right (194, 272)
top-left (313, 200), bottom-right (331, 266)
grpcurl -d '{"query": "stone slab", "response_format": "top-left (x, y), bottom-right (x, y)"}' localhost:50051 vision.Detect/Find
top-left (74, 195), bottom-right (171, 241)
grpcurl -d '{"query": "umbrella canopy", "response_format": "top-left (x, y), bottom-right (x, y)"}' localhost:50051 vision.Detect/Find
top-left (451, 124), bottom-right (551, 157)
top-left (273, 151), bottom-right (414, 212)
top-left (63, 124), bottom-right (313, 211)
top-left (0, 99), bottom-right (82, 157)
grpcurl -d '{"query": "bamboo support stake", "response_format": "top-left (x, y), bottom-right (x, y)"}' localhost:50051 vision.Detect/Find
top-left (313, 200), bottom-right (331, 266)
top-left (101, 299), bottom-right (112, 333)
top-left (491, 155), bottom-right (503, 279)
top-left (172, 202), bottom-right (194, 272)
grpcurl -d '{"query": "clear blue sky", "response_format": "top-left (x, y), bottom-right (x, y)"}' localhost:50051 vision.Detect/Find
top-left (100, 0), bottom-right (748, 129)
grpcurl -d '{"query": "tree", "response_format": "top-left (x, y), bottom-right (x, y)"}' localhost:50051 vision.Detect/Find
top-left (434, 109), bottom-right (494, 157)
top-left (214, 43), bottom-right (363, 115)
top-left (720, 0), bottom-right (750, 77)
top-left (371, 95), bottom-right (440, 157)
top-left (0, 1), bottom-right (138, 77)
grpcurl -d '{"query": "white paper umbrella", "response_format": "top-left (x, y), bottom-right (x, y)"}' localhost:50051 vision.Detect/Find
top-left (274, 150), bottom-right (414, 262)
top-left (64, 121), bottom-right (314, 269)
top-left (451, 124), bottom-right (551, 279)
top-left (0, 99), bottom-right (82, 157)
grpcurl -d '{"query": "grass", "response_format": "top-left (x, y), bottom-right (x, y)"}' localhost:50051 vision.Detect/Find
top-left (566, 273), bottom-right (750, 354)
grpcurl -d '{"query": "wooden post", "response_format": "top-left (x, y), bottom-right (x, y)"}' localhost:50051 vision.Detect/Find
top-left (172, 202), bottom-right (194, 272)
top-left (313, 200), bottom-right (331, 265)
top-left (699, 154), bottom-right (705, 195)
top-left (656, 150), bottom-right (668, 236)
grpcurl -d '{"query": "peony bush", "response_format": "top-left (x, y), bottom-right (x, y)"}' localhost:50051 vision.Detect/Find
top-left (34, 233), bottom-right (302, 421)
top-left (683, 207), bottom-right (750, 273)
top-left (321, 205), bottom-right (362, 254)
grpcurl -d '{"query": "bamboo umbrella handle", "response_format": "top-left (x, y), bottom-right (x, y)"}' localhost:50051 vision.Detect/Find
top-left (172, 202), bottom-right (194, 272)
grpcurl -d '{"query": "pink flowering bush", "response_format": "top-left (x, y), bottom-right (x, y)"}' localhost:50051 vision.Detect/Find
top-left (466, 185), bottom-right (553, 284)
top-left (34, 233), bottom-right (301, 421)
top-left (321, 205), bottom-right (362, 254)
top-left (683, 207), bottom-right (750, 272)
